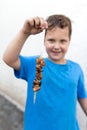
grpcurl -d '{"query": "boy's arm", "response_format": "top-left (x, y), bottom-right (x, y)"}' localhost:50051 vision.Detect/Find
top-left (78, 98), bottom-right (87, 116)
top-left (3, 30), bottom-right (29, 70)
top-left (3, 17), bottom-right (48, 70)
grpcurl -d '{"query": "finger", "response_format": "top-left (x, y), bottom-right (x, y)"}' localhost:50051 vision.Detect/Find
top-left (27, 17), bottom-right (48, 31)
top-left (33, 16), bottom-right (42, 29)
top-left (27, 17), bottom-right (36, 27)
top-left (39, 18), bottom-right (48, 29)
top-left (33, 17), bottom-right (48, 29)
top-left (34, 16), bottom-right (41, 26)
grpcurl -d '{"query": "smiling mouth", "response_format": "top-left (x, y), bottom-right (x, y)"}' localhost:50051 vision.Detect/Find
top-left (52, 51), bottom-right (62, 54)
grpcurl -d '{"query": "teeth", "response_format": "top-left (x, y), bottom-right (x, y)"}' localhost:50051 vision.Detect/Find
top-left (53, 51), bottom-right (61, 53)
top-left (52, 50), bottom-right (61, 52)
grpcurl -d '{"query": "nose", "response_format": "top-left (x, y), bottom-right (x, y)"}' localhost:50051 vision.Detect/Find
top-left (54, 43), bottom-right (60, 50)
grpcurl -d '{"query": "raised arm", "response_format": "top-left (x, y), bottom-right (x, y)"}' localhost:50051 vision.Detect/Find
top-left (3, 16), bottom-right (48, 70)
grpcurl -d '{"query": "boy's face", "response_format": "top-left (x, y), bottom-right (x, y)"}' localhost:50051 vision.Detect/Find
top-left (44, 27), bottom-right (70, 64)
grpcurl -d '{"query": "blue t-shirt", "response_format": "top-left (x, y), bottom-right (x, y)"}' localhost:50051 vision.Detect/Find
top-left (14, 55), bottom-right (87, 130)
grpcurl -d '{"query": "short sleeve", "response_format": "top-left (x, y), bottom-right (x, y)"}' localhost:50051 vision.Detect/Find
top-left (14, 55), bottom-right (29, 81)
top-left (77, 67), bottom-right (87, 98)
top-left (14, 55), bottom-right (37, 81)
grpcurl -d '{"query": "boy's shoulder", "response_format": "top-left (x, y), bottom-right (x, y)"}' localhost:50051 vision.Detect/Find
top-left (68, 59), bottom-right (82, 71)
top-left (19, 55), bottom-right (39, 68)
top-left (68, 59), bottom-right (79, 65)
top-left (20, 55), bottom-right (39, 61)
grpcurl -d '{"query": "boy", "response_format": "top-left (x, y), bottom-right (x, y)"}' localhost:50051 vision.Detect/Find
top-left (3, 14), bottom-right (87, 130)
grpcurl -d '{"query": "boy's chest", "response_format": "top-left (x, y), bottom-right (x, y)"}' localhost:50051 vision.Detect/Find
top-left (41, 66), bottom-right (79, 91)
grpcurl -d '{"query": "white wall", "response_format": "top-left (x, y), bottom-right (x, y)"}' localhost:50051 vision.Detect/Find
top-left (0, 0), bottom-right (87, 128)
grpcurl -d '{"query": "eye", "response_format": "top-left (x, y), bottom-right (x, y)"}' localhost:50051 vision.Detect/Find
top-left (47, 38), bottom-right (55, 43)
top-left (60, 39), bottom-right (67, 44)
